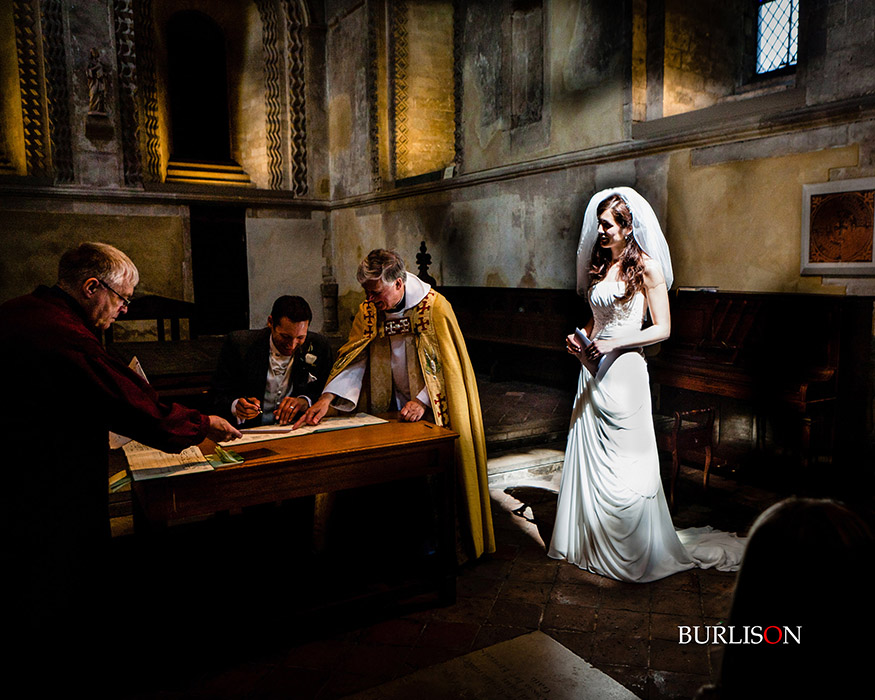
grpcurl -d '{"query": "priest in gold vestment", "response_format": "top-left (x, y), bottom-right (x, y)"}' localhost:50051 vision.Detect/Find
top-left (297, 249), bottom-right (495, 559)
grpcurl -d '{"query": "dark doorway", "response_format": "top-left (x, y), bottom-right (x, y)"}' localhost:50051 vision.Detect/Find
top-left (189, 205), bottom-right (249, 335)
top-left (167, 11), bottom-right (232, 163)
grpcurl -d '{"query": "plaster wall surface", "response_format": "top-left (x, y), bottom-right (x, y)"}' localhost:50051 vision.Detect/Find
top-left (246, 209), bottom-right (327, 331)
top-left (461, 0), bottom-right (626, 174)
top-left (326, 2), bottom-right (372, 200)
top-left (0, 208), bottom-right (189, 304)
top-left (667, 144), bottom-right (859, 293)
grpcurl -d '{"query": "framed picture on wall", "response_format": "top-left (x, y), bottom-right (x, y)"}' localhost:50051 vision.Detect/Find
top-left (801, 177), bottom-right (875, 276)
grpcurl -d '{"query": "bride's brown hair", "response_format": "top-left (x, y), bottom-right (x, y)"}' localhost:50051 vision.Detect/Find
top-left (588, 194), bottom-right (646, 303)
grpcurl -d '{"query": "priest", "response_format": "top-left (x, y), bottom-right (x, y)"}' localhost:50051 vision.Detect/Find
top-left (296, 249), bottom-right (495, 559)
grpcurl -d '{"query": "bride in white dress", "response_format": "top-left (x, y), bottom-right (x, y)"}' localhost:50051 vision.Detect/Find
top-left (548, 187), bottom-right (745, 582)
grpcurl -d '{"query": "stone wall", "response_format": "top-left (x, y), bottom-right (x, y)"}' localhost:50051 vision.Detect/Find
top-left (322, 0), bottom-right (875, 335)
top-left (2, 0), bottom-right (875, 337)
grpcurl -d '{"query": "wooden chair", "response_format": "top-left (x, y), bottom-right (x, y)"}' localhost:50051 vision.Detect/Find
top-left (654, 407), bottom-right (716, 512)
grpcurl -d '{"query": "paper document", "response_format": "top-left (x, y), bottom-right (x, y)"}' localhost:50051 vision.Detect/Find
top-left (123, 441), bottom-right (213, 481)
top-left (219, 412), bottom-right (388, 448)
top-left (109, 356), bottom-right (148, 449)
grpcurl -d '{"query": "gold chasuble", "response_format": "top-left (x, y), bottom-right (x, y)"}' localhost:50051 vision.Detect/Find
top-left (328, 289), bottom-right (496, 559)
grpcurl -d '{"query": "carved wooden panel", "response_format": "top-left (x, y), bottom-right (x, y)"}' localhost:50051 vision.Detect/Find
top-left (391, 0), bottom-right (409, 180)
top-left (40, 0), bottom-right (72, 182)
top-left (133, 0), bottom-right (160, 182)
top-left (367, 0), bottom-right (381, 190)
top-left (257, 0), bottom-right (284, 190)
top-left (284, 0), bottom-right (308, 196)
top-left (13, 0), bottom-right (50, 177)
top-left (113, 0), bottom-right (142, 185)
top-left (452, 0), bottom-right (463, 170)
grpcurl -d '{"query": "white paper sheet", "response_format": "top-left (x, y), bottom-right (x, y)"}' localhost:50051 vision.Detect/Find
top-left (219, 412), bottom-right (388, 448)
top-left (123, 441), bottom-right (213, 481)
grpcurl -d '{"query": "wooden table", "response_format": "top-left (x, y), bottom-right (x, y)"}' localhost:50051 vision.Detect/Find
top-left (129, 418), bottom-right (459, 607)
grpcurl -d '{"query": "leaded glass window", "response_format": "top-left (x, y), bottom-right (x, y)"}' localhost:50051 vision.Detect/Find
top-left (756, 0), bottom-right (799, 74)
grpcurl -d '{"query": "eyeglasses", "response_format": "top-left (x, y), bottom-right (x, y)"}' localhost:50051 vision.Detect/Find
top-left (98, 280), bottom-right (132, 308)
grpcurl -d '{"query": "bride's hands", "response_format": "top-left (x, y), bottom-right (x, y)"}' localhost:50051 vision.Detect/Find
top-left (586, 338), bottom-right (617, 362)
top-left (567, 333), bottom-right (598, 376)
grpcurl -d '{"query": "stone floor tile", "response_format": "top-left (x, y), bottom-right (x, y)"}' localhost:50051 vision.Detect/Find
top-left (486, 600), bottom-right (543, 629)
top-left (398, 646), bottom-right (459, 673)
top-left (542, 630), bottom-right (595, 662)
top-left (316, 671), bottom-right (382, 700)
top-left (647, 569), bottom-right (701, 594)
top-left (507, 559), bottom-right (559, 583)
top-left (588, 633), bottom-right (649, 667)
top-left (252, 666), bottom-right (329, 700)
top-left (649, 638), bottom-right (710, 675)
top-left (188, 663), bottom-right (274, 700)
top-left (650, 613), bottom-right (703, 642)
top-left (456, 574), bottom-right (504, 600)
top-left (488, 542), bottom-right (521, 561)
top-left (359, 618), bottom-right (424, 646)
top-left (340, 644), bottom-right (409, 678)
top-left (697, 569), bottom-right (737, 594)
top-left (555, 564), bottom-right (613, 587)
top-left (595, 608), bottom-right (649, 638)
top-left (646, 670), bottom-right (712, 700)
top-left (541, 602), bottom-right (597, 633)
top-left (282, 638), bottom-right (354, 671)
top-left (599, 584), bottom-right (651, 612)
top-left (497, 579), bottom-right (554, 604)
top-left (429, 595), bottom-right (494, 624)
top-left (700, 588), bottom-right (734, 620)
top-left (470, 625), bottom-right (531, 651)
top-left (599, 664), bottom-right (648, 699)
top-left (650, 588), bottom-right (702, 616)
top-left (416, 620), bottom-right (480, 652)
top-left (549, 581), bottom-right (601, 607)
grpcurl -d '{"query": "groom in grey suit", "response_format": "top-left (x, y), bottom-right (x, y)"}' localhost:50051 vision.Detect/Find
top-left (210, 295), bottom-right (333, 427)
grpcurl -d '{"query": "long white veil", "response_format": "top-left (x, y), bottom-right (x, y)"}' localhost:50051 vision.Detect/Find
top-left (576, 186), bottom-right (673, 294)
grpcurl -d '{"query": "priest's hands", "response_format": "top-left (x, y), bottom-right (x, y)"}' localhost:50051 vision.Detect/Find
top-left (293, 393), bottom-right (334, 429)
top-left (400, 399), bottom-right (427, 422)
top-left (274, 396), bottom-right (309, 425)
top-left (206, 415), bottom-right (243, 442)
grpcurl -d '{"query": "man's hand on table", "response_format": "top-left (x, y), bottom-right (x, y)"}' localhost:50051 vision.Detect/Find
top-left (207, 415), bottom-right (243, 442)
top-left (293, 393), bottom-right (334, 429)
top-left (274, 396), bottom-right (309, 425)
top-left (399, 399), bottom-right (427, 422)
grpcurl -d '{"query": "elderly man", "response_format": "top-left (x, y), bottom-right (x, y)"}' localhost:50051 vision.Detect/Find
top-left (297, 248), bottom-right (495, 559)
top-left (211, 295), bottom-right (333, 427)
top-left (0, 242), bottom-right (241, 687)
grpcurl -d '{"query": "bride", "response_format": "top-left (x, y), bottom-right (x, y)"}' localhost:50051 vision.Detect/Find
top-left (548, 187), bottom-right (744, 582)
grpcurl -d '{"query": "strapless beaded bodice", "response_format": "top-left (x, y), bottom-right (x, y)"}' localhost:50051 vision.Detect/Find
top-left (589, 281), bottom-right (646, 339)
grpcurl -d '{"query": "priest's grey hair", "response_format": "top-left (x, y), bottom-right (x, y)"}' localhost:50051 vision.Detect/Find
top-left (356, 248), bottom-right (406, 286)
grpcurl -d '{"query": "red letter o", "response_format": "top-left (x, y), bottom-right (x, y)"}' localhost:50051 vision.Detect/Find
top-left (763, 626), bottom-right (783, 644)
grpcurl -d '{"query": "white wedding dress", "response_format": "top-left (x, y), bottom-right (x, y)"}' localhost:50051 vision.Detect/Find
top-left (548, 281), bottom-right (745, 582)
